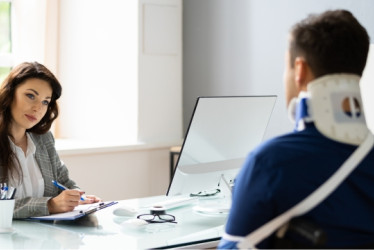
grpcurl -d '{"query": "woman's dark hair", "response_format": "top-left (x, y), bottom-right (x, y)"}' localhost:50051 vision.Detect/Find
top-left (289, 9), bottom-right (370, 77)
top-left (0, 62), bottom-right (62, 182)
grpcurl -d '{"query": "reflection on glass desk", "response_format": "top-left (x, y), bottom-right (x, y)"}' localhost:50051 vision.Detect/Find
top-left (1, 195), bottom-right (229, 249)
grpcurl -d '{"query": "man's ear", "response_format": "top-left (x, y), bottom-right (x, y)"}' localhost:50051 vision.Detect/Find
top-left (294, 57), bottom-right (308, 91)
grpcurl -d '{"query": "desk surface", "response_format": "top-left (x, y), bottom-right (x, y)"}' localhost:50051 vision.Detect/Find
top-left (1, 195), bottom-right (229, 249)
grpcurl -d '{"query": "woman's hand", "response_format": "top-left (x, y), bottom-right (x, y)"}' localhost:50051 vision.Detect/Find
top-left (79, 194), bottom-right (102, 204)
top-left (48, 189), bottom-right (85, 214)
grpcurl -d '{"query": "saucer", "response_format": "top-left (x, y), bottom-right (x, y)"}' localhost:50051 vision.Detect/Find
top-left (193, 205), bottom-right (229, 217)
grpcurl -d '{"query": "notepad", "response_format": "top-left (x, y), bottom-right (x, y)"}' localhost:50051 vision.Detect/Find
top-left (29, 201), bottom-right (118, 221)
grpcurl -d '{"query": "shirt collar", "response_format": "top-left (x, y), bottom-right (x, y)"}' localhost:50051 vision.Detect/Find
top-left (9, 132), bottom-right (36, 156)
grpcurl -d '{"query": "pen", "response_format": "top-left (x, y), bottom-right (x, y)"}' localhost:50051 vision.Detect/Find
top-left (52, 180), bottom-right (85, 201)
top-left (6, 187), bottom-right (16, 199)
top-left (9, 188), bottom-right (16, 199)
top-left (1, 185), bottom-right (8, 200)
top-left (1, 183), bottom-right (9, 200)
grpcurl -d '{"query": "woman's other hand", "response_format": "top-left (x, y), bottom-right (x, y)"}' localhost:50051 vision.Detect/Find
top-left (79, 194), bottom-right (102, 204)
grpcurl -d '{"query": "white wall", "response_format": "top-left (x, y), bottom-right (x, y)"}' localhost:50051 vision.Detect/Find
top-left (58, 145), bottom-right (171, 201)
top-left (183, 0), bottom-right (374, 139)
top-left (138, 0), bottom-right (183, 143)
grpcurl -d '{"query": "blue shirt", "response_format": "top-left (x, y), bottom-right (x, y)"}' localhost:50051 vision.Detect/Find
top-left (219, 123), bottom-right (374, 248)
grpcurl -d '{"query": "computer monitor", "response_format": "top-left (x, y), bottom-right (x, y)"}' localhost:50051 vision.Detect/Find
top-left (167, 96), bottom-right (277, 197)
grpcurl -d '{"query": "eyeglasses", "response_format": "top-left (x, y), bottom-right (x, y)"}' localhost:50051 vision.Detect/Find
top-left (190, 188), bottom-right (221, 197)
top-left (137, 213), bottom-right (176, 224)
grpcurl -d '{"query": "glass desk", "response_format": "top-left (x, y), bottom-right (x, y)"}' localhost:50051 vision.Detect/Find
top-left (1, 195), bottom-right (229, 249)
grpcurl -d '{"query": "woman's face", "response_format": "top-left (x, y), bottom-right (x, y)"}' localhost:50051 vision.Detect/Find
top-left (10, 78), bottom-right (52, 132)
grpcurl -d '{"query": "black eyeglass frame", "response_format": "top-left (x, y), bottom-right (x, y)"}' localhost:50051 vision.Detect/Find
top-left (137, 213), bottom-right (177, 224)
top-left (190, 188), bottom-right (221, 197)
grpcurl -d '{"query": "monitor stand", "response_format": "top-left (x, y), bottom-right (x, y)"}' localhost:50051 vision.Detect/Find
top-left (192, 202), bottom-right (230, 216)
top-left (191, 174), bottom-right (233, 216)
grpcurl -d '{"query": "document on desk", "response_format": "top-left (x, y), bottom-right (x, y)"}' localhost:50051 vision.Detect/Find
top-left (28, 201), bottom-right (118, 221)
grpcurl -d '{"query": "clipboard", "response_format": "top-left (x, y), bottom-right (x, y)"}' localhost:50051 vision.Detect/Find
top-left (28, 201), bottom-right (118, 221)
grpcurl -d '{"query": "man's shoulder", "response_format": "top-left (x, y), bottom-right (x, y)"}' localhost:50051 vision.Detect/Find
top-left (258, 126), bottom-right (326, 151)
top-left (248, 129), bottom-right (326, 168)
top-left (255, 131), bottom-right (308, 153)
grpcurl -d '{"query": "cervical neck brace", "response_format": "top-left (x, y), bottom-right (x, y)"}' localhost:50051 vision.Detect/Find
top-left (288, 74), bottom-right (369, 145)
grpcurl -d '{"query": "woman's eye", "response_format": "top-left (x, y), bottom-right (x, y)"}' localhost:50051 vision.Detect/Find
top-left (26, 93), bottom-right (35, 100)
top-left (42, 100), bottom-right (50, 106)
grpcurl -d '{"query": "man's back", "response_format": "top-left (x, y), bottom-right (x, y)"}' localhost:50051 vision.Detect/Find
top-left (222, 123), bottom-right (374, 248)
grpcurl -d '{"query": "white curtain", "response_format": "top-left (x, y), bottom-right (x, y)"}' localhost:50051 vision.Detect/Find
top-left (12, 0), bottom-right (59, 75)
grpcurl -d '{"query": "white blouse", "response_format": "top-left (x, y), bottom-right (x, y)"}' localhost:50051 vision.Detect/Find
top-left (8, 133), bottom-right (45, 199)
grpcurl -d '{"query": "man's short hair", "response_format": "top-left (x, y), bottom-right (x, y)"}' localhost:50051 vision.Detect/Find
top-left (289, 9), bottom-right (370, 77)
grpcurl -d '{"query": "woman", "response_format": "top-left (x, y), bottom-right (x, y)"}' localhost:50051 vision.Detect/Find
top-left (0, 62), bottom-right (100, 219)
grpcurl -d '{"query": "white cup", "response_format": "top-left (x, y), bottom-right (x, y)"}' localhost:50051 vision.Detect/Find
top-left (0, 199), bottom-right (15, 233)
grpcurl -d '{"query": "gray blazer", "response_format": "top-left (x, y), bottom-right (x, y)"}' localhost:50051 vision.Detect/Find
top-left (12, 132), bottom-right (79, 219)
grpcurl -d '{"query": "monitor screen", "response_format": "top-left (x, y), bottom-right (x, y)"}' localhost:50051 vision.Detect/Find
top-left (167, 96), bottom-right (277, 196)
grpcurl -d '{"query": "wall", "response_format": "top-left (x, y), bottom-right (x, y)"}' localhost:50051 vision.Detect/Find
top-left (58, 145), bottom-right (172, 201)
top-left (183, 0), bottom-right (374, 139)
top-left (138, 0), bottom-right (183, 143)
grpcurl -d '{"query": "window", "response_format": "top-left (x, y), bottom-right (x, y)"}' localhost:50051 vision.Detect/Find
top-left (0, 1), bottom-right (12, 83)
top-left (57, 0), bottom-right (139, 145)
top-left (56, 0), bottom-right (183, 147)
top-left (1, 0), bottom-right (183, 148)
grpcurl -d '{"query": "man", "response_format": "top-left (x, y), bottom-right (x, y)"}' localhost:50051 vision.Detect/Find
top-left (219, 9), bottom-right (374, 248)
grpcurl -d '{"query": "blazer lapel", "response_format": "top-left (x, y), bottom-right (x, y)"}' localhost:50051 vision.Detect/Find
top-left (31, 134), bottom-right (55, 196)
